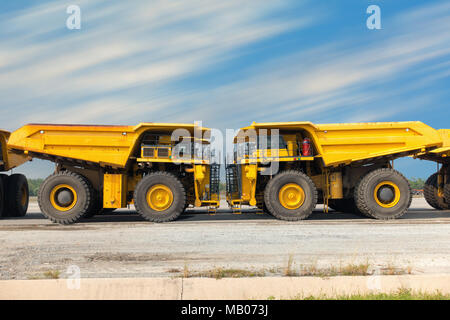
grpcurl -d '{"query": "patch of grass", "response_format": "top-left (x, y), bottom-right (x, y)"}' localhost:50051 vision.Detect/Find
top-left (183, 263), bottom-right (190, 278)
top-left (339, 262), bottom-right (370, 276)
top-left (28, 270), bottom-right (61, 280)
top-left (43, 270), bottom-right (61, 279)
top-left (284, 254), bottom-right (297, 277)
top-left (380, 263), bottom-right (406, 276)
top-left (298, 262), bottom-right (370, 277)
top-left (297, 288), bottom-right (450, 300)
top-left (198, 268), bottom-right (266, 279)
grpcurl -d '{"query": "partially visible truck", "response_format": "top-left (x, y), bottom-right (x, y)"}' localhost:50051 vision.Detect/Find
top-left (6, 123), bottom-right (220, 224)
top-left (226, 121), bottom-right (445, 220)
top-left (417, 129), bottom-right (450, 210)
top-left (0, 130), bottom-right (30, 218)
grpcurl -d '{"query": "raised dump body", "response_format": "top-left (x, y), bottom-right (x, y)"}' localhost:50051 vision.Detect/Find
top-left (0, 130), bottom-right (30, 218)
top-left (7, 123), bottom-right (220, 224)
top-left (227, 121), bottom-right (444, 221)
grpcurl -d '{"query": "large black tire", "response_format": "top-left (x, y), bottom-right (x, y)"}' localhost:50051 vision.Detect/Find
top-left (264, 170), bottom-right (317, 221)
top-left (445, 183), bottom-right (450, 209)
top-left (5, 174), bottom-right (29, 217)
top-left (38, 171), bottom-right (93, 224)
top-left (0, 175), bottom-right (5, 218)
top-left (355, 168), bottom-right (412, 220)
top-left (424, 173), bottom-right (448, 210)
top-left (83, 187), bottom-right (102, 218)
top-left (134, 172), bottom-right (186, 223)
top-left (328, 198), bottom-right (369, 217)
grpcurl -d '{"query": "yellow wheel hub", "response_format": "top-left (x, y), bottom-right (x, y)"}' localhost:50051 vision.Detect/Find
top-left (374, 181), bottom-right (401, 208)
top-left (279, 183), bottom-right (305, 210)
top-left (50, 184), bottom-right (77, 212)
top-left (146, 184), bottom-right (174, 211)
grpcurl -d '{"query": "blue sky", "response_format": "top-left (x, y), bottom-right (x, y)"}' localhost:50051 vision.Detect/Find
top-left (1, 0), bottom-right (449, 179)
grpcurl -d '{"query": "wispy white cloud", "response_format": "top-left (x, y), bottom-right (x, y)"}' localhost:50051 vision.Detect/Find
top-left (0, 0), bottom-right (311, 129)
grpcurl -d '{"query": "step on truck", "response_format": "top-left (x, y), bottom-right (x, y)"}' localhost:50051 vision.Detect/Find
top-left (0, 130), bottom-right (30, 218)
top-left (6, 123), bottom-right (220, 224)
top-left (226, 121), bottom-right (445, 220)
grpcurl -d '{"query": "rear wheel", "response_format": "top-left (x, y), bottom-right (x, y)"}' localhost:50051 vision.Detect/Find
top-left (355, 168), bottom-right (411, 220)
top-left (445, 183), bottom-right (450, 209)
top-left (134, 172), bottom-right (186, 223)
top-left (0, 175), bottom-right (5, 218)
top-left (264, 170), bottom-right (317, 221)
top-left (424, 173), bottom-right (448, 210)
top-left (5, 174), bottom-right (29, 217)
top-left (38, 171), bottom-right (92, 224)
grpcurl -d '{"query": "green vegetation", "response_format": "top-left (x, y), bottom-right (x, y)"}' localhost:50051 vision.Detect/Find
top-left (408, 177), bottom-right (425, 189)
top-left (297, 289), bottom-right (450, 300)
top-left (174, 259), bottom-right (408, 279)
top-left (28, 178), bottom-right (44, 196)
top-left (28, 269), bottom-right (61, 280)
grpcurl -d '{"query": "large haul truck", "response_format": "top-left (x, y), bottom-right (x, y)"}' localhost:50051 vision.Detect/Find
top-left (417, 129), bottom-right (450, 210)
top-left (226, 121), bottom-right (444, 220)
top-left (0, 130), bottom-right (30, 218)
top-left (6, 123), bottom-right (220, 224)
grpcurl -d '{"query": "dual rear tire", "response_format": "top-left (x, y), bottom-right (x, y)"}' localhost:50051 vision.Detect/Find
top-left (424, 173), bottom-right (449, 210)
top-left (354, 168), bottom-right (411, 220)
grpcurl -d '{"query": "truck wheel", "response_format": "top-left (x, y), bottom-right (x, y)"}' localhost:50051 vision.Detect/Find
top-left (445, 184), bottom-right (450, 209)
top-left (0, 175), bottom-right (5, 217)
top-left (328, 198), bottom-right (369, 217)
top-left (134, 172), bottom-right (186, 223)
top-left (424, 173), bottom-right (448, 210)
top-left (6, 174), bottom-right (29, 217)
top-left (355, 168), bottom-right (412, 220)
top-left (264, 170), bottom-right (317, 221)
top-left (83, 188), bottom-right (102, 218)
top-left (38, 171), bottom-right (92, 224)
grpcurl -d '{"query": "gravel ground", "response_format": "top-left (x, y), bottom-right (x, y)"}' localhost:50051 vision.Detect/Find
top-left (0, 198), bottom-right (449, 280)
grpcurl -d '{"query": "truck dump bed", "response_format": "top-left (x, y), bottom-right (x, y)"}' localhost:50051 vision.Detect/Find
top-left (0, 130), bottom-right (29, 171)
top-left (7, 123), bottom-right (209, 169)
top-left (240, 121), bottom-right (443, 167)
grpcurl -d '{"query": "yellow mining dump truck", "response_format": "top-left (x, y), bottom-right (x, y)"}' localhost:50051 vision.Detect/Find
top-left (226, 121), bottom-right (444, 220)
top-left (416, 129), bottom-right (450, 210)
top-left (0, 130), bottom-right (30, 218)
top-left (6, 123), bottom-right (220, 224)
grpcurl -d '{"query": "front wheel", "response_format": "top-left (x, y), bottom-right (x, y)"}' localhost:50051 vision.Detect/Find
top-left (354, 168), bottom-right (411, 220)
top-left (38, 171), bottom-right (93, 224)
top-left (264, 170), bottom-right (317, 221)
top-left (134, 172), bottom-right (186, 223)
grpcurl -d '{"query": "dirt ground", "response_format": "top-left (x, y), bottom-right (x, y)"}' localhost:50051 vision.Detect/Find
top-left (0, 198), bottom-right (449, 280)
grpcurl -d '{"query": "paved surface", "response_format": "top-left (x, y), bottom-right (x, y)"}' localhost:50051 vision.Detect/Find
top-left (0, 198), bottom-right (449, 280)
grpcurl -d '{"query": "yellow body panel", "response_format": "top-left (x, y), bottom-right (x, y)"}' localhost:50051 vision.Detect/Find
top-left (7, 123), bottom-right (210, 168)
top-left (239, 121), bottom-right (443, 167)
